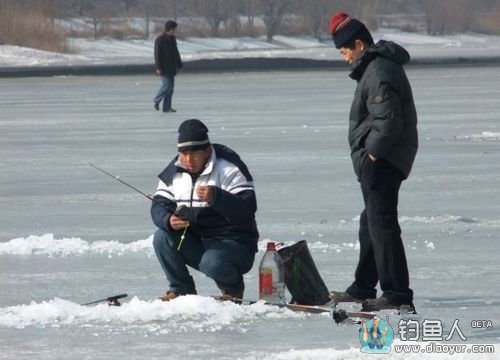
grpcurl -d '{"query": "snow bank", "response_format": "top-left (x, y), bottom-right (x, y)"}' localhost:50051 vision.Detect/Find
top-left (0, 233), bottom-right (153, 256)
top-left (0, 295), bottom-right (303, 331)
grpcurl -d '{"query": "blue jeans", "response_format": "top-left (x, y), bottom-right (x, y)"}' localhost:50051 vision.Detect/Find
top-left (153, 229), bottom-right (255, 294)
top-left (153, 75), bottom-right (175, 110)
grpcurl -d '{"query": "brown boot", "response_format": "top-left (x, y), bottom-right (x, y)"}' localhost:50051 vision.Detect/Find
top-left (159, 290), bottom-right (197, 302)
top-left (329, 291), bottom-right (365, 303)
top-left (220, 288), bottom-right (244, 302)
top-left (159, 291), bottom-right (179, 302)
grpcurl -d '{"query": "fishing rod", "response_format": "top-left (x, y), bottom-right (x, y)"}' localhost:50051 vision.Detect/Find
top-left (90, 163), bottom-right (190, 249)
top-left (89, 163), bottom-right (191, 217)
top-left (89, 162), bottom-right (154, 201)
top-left (89, 162), bottom-right (173, 212)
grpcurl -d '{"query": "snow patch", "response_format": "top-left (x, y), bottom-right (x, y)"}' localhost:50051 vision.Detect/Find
top-left (0, 234), bottom-right (153, 257)
top-left (455, 132), bottom-right (500, 142)
top-left (399, 215), bottom-right (481, 224)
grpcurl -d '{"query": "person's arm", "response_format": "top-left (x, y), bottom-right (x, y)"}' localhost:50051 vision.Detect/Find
top-left (154, 37), bottom-right (162, 75)
top-left (174, 39), bottom-right (183, 70)
top-left (211, 188), bottom-right (256, 224)
top-left (364, 73), bottom-right (404, 160)
top-left (196, 166), bottom-right (256, 224)
top-left (150, 180), bottom-right (177, 231)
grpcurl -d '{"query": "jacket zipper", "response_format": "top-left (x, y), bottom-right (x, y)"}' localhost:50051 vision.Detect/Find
top-left (189, 174), bottom-right (198, 219)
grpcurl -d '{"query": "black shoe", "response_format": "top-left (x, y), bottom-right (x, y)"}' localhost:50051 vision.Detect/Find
top-left (154, 102), bottom-right (159, 111)
top-left (163, 108), bottom-right (177, 113)
top-left (329, 291), bottom-right (365, 303)
top-left (362, 297), bottom-right (415, 312)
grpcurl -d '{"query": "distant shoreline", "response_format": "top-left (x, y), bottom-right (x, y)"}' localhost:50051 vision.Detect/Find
top-left (1, 56), bottom-right (500, 78)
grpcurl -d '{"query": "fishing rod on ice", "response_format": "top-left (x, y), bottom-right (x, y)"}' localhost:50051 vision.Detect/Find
top-left (81, 293), bottom-right (128, 306)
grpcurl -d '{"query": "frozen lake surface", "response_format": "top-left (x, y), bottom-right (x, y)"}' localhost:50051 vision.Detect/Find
top-left (0, 67), bottom-right (499, 359)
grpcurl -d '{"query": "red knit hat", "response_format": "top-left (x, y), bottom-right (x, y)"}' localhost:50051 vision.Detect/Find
top-left (329, 12), bottom-right (368, 49)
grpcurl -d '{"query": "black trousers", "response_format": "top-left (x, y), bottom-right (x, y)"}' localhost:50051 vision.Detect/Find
top-left (346, 157), bottom-right (413, 304)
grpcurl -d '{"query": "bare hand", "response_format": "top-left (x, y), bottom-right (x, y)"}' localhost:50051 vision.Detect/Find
top-left (368, 154), bottom-right (378, 162)
top-left (155, 69), bottom-right (162, 76)
top-left (196, 185), bottom-right (214, 204)
top-left (169, 214), bottom-right (189, 230)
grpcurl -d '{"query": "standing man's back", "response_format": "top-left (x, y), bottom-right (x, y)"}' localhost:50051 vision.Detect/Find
top-left (153, 20), bottom-right (182, 113)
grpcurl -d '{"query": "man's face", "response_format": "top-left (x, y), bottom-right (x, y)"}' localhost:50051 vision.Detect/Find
top-left (339, 40), bottom-right (365, 64)
top-left (179, 147), bottom-right (211, 174)
top-left (166, 28), bottom-right (177, 36)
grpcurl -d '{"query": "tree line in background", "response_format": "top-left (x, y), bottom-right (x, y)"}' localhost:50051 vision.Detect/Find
top-left (1, 0), bottom-right (499, 52)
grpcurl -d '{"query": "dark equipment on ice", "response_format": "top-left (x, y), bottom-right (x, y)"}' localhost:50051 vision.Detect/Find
top-left (332, 308), bottom-right (375, 324)
top-left (81, 293), bottom-right (128, 306)
top-left (277, 240), bottom-right (330, 305)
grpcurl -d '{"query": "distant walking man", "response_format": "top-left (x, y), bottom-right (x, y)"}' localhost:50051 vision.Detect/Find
top-left (328, 13), bottom-right (418, 311)
top-left (153, 20), bottom-right (183, 113)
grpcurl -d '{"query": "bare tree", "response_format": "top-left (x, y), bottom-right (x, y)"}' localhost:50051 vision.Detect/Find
top-left (421, 0), bottom-right (476, 35)
top-left (261, 0), bottom-right (293, 41)
top-left (226, 2), bottom-right (243, 36)
top-left (299, 0), bottom-right (330, 39)
top-left (0, 0), bottom-right (69, 52)
top-left (81, 0), bottom-right (116, 39)
top-left (133, 0), bottom-right (159, 39)
top-left (121, 0), bottom-right (137, 12)
top-left (194, 0), bottom-right (235, 37)
top-left (245, 0), bottom-right (258, 27)
top-left (360, 0), bottom-right (378, 30)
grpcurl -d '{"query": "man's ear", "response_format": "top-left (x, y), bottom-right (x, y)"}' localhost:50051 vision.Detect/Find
top-left (355, 39), bottom-right (366, 52)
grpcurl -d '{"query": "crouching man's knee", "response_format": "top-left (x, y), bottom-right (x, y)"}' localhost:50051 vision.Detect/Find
top-left (199, 255), bottom-right (235, 283)
top-left (153, 229), bottom-right (175, 253)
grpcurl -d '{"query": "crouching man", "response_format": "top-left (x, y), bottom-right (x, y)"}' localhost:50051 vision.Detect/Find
top-left (151, 119), bottom-right (259, 301)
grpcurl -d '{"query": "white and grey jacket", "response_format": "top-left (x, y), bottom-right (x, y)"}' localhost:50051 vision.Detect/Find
top-left (151, 144), bottom-right (259, 251)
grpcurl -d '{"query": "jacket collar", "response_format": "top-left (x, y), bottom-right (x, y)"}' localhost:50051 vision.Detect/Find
top-left (349, 51), bottom-right (376, 81)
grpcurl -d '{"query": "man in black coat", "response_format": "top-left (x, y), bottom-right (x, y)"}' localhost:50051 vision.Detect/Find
top-left (328, 12), bottom-right (418, 311)
top-left (153, 20), bottom-right (183, 113)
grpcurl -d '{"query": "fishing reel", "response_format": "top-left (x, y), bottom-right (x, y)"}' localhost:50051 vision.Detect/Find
top-left (107, 295), bottom-right (125, 306)
top-left (174, 205), bottom-right (190, 219)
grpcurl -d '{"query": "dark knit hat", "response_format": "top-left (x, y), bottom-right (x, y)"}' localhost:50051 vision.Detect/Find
top-left (329, 12), bottom-right (368, 49)
top-left (177, 119), bottom-right (210, 152)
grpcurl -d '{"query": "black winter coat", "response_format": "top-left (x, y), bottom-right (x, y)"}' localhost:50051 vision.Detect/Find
top-left (348, 40), bottom-right (418, 179)
top-left (154, 33), bottom-right (182, 76)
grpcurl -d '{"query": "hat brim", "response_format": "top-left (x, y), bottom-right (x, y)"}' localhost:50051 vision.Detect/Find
top-left (178, 141), bottom-right (210, 152)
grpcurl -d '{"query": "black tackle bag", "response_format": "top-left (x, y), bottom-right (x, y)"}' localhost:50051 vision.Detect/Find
top-left (277, 240), bottom-right (330, 305)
